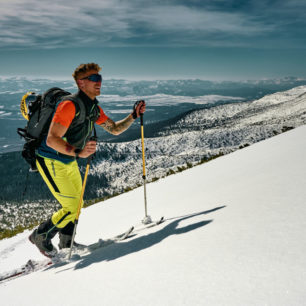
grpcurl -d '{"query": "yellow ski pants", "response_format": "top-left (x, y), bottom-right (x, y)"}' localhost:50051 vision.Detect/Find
top-left (36, 156), bottom-right (83, 229)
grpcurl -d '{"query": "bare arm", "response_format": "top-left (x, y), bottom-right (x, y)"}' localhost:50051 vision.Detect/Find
top-left (46, 122), bottom-right (96, 158)
top-left (99, 114), bottom-right (135, 136)
top-left (100, 100), bottom-right (146, 135)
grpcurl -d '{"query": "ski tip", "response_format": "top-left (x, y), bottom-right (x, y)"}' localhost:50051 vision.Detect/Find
top-left (156, 216), bottom-right (165, 225)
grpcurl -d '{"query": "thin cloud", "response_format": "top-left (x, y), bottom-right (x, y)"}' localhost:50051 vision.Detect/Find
top-left (0, 0), bottom-right (305, 49)
top-left (137, 5), bottom-right (267, 34)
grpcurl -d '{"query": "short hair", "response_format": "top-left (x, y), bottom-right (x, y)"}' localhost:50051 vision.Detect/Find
top-left (72, 63), bottom-right (102, 81)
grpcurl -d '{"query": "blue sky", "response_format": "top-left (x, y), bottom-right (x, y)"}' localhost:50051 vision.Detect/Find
top-left (1, 0), bottom-right (306, 80)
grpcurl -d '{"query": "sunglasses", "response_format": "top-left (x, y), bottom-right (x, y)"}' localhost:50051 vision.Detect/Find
top-left (81, 74), bottom-right (102, 82)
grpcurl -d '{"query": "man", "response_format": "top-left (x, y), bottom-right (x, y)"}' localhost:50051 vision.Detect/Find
top-left (29, 63), bottom-right (145, 257)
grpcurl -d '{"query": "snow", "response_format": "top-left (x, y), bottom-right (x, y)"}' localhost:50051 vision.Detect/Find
top-left (90, 84), bottom-right (306, 199)
top-left (98, 93), bottom-right (244, 106)
top-left (253, 85), bottom-right (306, 106)
top-left (1, 125), bottom-right (306, 305)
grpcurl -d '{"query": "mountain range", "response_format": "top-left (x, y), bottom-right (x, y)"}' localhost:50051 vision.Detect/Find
top-left (0, 83), bottom-right (306, 237)
top-left (1, 76), bottom-right (306, 152)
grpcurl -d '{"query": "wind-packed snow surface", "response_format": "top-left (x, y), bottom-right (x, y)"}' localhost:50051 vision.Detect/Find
top-left (1, 125), bottom-right (306, 306)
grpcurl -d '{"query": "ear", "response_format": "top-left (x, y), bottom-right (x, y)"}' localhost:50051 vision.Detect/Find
top-left (77, 79), bottom-right (84, 89)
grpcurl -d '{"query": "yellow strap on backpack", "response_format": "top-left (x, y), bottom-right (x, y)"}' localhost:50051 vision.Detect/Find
top-left (20, 92), bottom-right (35, 121)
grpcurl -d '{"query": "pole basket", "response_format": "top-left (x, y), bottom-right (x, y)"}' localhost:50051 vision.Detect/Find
top-left (142, 215), bottom-right (152, 225)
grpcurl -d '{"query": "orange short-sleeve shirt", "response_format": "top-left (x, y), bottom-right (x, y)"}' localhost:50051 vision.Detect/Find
top-left (52, 100), bottom-right (108, 128)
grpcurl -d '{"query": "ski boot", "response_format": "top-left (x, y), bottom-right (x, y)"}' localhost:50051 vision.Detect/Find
top-left (58, 233), bottom-right (84, 250)
top-left (29, 219), bottom-right (58, 258)
top-left (58, 222), bottom-right (85, 250)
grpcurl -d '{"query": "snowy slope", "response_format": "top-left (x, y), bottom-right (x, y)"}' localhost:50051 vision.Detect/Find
top-left (1, 126), bottom-right (306, 305)
top-left (2, 85), bottom-right (306, 233)
top-left (90, 85), bottom-right (306, 198)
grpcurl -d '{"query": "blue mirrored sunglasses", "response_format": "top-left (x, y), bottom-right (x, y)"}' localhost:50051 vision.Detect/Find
top-left (81, 74), bottom-right (102, 82)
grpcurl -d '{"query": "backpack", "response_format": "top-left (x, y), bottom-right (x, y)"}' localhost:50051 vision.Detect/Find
top-left (17, 87), bottom-right (72, 172)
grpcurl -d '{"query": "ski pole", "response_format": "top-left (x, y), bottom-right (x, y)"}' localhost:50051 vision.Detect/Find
top-left (68, 156), bottom-right (91, 259)
top-left (140, 114), bottom-right (152, 224)
top-left (68, 137), bottom-right (96, 259)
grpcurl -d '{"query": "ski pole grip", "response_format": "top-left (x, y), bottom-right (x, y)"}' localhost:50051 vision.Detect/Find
top-left (87, 155), bottom-right (93, 165)
top-left (140, 113), bottom-right (144, 125)
top-left (90, 135), bottom-right (97, 141)
top-left (88, 135), bottom-right (98, 162)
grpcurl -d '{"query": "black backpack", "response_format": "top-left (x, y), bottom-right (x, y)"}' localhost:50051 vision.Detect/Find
top-left (17, 87), bottom-right (72, 172)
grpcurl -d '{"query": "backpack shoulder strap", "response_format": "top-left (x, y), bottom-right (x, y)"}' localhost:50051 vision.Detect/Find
top-left (43, 87), bottom-right (70, 107)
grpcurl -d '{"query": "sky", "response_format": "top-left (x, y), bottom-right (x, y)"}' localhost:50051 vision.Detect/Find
top-left (0, 0), bottom-right (306, 80)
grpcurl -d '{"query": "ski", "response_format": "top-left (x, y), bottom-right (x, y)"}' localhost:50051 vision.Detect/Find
top-left (86, 226), bottom-right (134, 252)
top-left (135, 216), bottom-right (165, 232)
top-left (0, 259), bottom-right (53, 283)
top-left (148, 216), bottom-right (164, 226)
top-left (156, 216), bottom-right (165, 224)
top-left (0, 226), bottom-right (134, 283)
top-left (0, 220), bottom-right (164, 284)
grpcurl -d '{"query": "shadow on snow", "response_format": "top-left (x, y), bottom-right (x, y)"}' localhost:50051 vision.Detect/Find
top-left (57, 205), bottom-right (226, 272)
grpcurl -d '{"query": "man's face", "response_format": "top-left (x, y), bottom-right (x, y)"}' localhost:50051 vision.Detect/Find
top-left (77, 69), bottom-right (102, 99)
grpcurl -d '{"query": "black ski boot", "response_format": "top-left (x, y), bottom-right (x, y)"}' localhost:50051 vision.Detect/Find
top-left (58, 222), bottom-right (84, 250)
top-left (29, 219), bottom-right (59, 258)
top-left (58, 233), bottom-right (84, 249)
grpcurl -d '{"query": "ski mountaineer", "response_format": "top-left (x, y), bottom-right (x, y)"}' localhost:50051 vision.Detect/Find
top-left (29, 63), bottom-right (146, 257)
